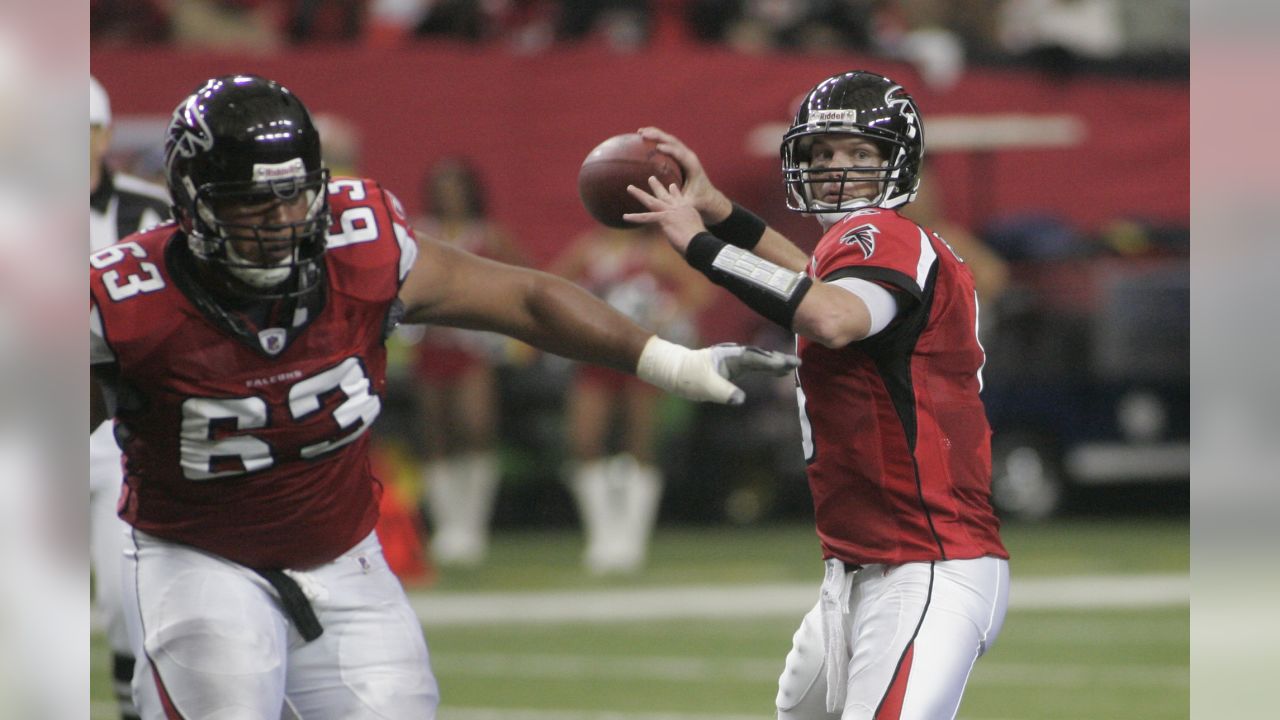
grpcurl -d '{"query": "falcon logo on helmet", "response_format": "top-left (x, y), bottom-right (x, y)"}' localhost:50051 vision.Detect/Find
top-left (165, 94), bottom-right (215, 165)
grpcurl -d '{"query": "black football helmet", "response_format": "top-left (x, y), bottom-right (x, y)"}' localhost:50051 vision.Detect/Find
top-left (781, 70), bottom-right (923, 213)
top-left (164, 75), bottom-right (330, 298)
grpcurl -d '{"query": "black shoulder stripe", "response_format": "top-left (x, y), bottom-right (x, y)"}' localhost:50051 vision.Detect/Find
top-left (822, 266), bottom-right (922, 301)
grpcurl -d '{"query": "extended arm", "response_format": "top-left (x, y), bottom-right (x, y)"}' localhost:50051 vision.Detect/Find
top-left (397, 237), bottom-right (797, 402)
top-left (400, 238), bottom-right (650, 373)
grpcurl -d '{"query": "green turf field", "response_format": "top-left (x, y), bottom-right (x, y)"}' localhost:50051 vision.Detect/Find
top-left (91, 519), bottom-right (1188, 719)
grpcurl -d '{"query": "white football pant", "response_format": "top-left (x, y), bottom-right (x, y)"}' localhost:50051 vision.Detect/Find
top-left (123, 530), bottom-right (438, 719)
top-left (777, 556), bottom-right (1008, 720)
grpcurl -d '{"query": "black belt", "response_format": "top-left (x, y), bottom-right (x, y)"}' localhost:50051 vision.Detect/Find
top-left (254, 568), bottom-right (324, 642)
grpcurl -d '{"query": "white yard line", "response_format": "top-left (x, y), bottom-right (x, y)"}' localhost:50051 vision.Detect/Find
top-left (91, 573), bottom-right (1187, 632)
top-left (435, 652), bottom-right (1186, 688)
top-left (408, 573), bottom-right (1188, 626)
top-left (439, 710), bottom-right (765, 720)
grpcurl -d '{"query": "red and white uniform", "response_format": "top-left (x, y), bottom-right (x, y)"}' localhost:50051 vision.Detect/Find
top-left (91, 178), bottom-right (438, 719)
top-left (779, 209), bottom-right (1009, 720)
top-left (798, 208), bottom-right (1007, 566)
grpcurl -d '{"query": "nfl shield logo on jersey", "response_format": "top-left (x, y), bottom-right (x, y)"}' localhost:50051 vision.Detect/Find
top-left (838, 223), bottom-right (879, 259)
top-left (258, 328), bottom-right (288, 355)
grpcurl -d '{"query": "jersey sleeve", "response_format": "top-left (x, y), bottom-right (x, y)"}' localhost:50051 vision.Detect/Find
top-left (324, 177), bottom-right (420, 300)
top-left (382, 188), bottom-right (418, 285)
top-left (812, 210), bottom-right (938, 303)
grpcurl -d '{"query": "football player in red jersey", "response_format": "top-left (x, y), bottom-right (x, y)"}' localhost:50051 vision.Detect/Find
top-left (625, 70), bottom-right (1010, 720)
top-left (88, 75), bottom-right (797, 720)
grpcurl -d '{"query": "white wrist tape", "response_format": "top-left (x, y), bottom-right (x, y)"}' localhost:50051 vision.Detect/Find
top-left (635, 336), bottom-right (742, 405)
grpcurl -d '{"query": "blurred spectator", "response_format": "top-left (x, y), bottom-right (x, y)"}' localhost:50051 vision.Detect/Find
top-left (366, 0), bottom-right (512, 46)
top-left (168, 0), bottom-right (284, 52)
top-left (91, 0), bottom-right (172, 45)
top-left (557, 0), bottom-right (652, 51)
top-left (871, 0), bottom-right (967, 88)
top-left (286, 0), bottom-right (365, 43)
top-left (688, 0), bottom-right (874, 54)
top-left (900, 168), bottom-right (1010, 310)
top-left (982, 213), bottom-right (1093, 261)
top-left (997, 0), bottom-right (1124, 73)
top-left (416, 0), bottom-right (495, 40)
top-left (312, 112), bottom-right (363, 177)
top-left (549, 224), bottom-right (711, 574)
top-left (365, 0), bottom-right (424, 45)
top-left (407, 157), bottom-right (529, 567)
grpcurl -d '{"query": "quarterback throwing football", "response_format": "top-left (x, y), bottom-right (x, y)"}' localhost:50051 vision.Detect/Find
top-left (625, 70), bottom-right (1010, 720)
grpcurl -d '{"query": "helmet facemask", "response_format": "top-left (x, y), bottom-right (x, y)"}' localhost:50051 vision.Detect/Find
top-left (186, 167), bottom-right (331, 299)
top-left (783, 131), bottom-right (911, 214)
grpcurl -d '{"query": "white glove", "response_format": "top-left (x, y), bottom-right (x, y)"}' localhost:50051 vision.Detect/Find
top-left (635, 336), bottom-right (800, 405)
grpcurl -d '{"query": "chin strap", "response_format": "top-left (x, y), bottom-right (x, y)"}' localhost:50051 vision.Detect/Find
top-left (816, 210), bottom-right (855, 231)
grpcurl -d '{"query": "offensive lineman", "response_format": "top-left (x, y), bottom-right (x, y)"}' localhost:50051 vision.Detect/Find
top-left (89, 75), bottom-right (797, 718)
top-left (90, 74), bottom-right (169, 720)
top-left (625, 70), bottom-right (1010, 719)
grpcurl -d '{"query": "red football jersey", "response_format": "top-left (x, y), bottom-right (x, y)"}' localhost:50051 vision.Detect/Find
top-left (89, 178), bottom-right (419, 569)
top-left (797, 208), bottom-right (1008, 566)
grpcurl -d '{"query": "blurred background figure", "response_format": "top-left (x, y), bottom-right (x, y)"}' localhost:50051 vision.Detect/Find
top-left (90, 0), bottom-right (172, 45)
top-left (687, 0), bottom-right (874, 55)
top-left (997, 0), bottom-right (1124, 74)
top-left (409, 157), bottom-right (529, 568)
top-left (88, 74), bottom-right (168, 720)
top-left (900, 167), bottom-right (1010, 318)
top-left (168, 0), bottom-right (284, 51)
top-left (550, 225), bottom-right (711, 574)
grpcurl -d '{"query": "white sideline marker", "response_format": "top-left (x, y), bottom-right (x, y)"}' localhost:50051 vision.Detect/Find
top-left (408, 573), bottom-right (1187, 626)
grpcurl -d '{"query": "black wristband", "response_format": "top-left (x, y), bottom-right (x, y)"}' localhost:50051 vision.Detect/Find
top-left (706, 202), bottom-right (767, 251)
top-left (685, 232), bottom-right (812, 331)
top-left (685, 231), bottom-right (726, 273)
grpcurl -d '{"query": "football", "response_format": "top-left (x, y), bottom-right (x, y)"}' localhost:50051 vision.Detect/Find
top-left (577, 133), bottom-right (684, 228)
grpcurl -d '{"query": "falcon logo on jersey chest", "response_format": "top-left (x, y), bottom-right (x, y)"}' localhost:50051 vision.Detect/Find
top-left (838, 223), bottom-right (879, 259)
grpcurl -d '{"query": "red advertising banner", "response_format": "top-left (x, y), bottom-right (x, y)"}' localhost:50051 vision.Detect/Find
top-left (93, 44), bottom-right (1187, 337)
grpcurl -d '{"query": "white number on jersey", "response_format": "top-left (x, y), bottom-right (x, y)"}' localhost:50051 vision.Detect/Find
top-left (326, 179), bottom-right (381, 248)
top-left (91, 241), bottom-right (166, 301)
top-left (178, 357), bottom-right (382, 481)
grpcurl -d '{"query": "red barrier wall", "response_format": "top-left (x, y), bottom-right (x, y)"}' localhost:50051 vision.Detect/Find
top-left (92, 44), bottom-right (1187, 337)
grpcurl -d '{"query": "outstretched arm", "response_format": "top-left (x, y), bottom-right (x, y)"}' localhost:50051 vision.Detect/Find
top-left (401, 238), bottom-right (649, 373)
top-left (638, 127), bottom-right (809, 272)
top-left (398, 237), bottom-right (797, 403)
